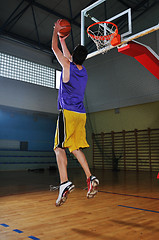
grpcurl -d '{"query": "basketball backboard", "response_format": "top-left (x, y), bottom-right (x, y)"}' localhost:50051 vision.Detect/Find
top-left (81, 0), bottom-right (159, 59)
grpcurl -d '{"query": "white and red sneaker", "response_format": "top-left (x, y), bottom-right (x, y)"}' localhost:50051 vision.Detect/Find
top-left (87, 176), bottom-right (99, 199)
top-left (56, 181), bottom-right (75, 207)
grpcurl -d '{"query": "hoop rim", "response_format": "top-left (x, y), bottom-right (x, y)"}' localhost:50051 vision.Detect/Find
top-left (87, 21), bottom-right (118, 41)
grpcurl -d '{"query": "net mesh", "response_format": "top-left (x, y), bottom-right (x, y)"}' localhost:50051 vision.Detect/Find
top-left (87, 22), bottom-right (117, 53)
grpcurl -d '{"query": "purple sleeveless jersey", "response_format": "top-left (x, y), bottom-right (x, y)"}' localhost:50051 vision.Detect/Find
top-left (58, 62), bottom-right (88, 113)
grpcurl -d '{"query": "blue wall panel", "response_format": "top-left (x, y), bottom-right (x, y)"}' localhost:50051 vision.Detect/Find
top-left (0, 107), bottom-right (57, 151)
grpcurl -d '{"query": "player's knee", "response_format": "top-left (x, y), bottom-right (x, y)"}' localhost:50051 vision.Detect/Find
top-left (72, 149), bottom-right (80, 157)
top-left (54, 147), bottom-right (62, 156)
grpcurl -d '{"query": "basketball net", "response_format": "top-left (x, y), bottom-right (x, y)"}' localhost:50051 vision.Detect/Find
top-left (87, 21), bottom-right (120, 53)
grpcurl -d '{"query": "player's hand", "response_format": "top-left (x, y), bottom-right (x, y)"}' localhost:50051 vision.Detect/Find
top-left (59, 33), bottom-right (70, 41)
top-left (54, 19), bottom-right (63, 33)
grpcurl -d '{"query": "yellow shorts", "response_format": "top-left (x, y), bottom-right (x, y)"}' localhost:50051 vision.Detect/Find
top-left (54, 109), bottom-right (89, 152)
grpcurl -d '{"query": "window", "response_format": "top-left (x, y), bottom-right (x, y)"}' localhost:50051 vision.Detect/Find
top-left (56, 70), bottom-right (61, 89)
top-left (0, 52), bottom-right (55, 89)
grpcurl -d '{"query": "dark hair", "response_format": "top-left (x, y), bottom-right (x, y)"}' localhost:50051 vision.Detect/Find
top-left (72, 45), bottom-right (88, 65)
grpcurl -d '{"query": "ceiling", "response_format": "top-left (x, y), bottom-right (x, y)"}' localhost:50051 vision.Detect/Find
top-left (0, 0), bottom-right (158, 56)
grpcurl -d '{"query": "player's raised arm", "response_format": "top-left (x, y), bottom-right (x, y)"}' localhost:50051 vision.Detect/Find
top-left (51, 20), bottom-right (69, 68)
top-left (59, 36), bottom-right (72, 62)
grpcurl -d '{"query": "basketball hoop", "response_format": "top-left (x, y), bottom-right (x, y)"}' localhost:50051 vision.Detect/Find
top-left (87, 21), bottom-right (121, 53)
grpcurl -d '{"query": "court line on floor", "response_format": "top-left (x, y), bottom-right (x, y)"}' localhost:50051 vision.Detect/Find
top-left (13, 229), bottom-right (23, 233)
top-left (0, 223), bottom-right (40, 239)
top-left (118, 205), bottom-right (159, 213)
top-left (28, 236), bottom-right (40, 240)
top-left (98, 190), bottom-right (159, 200)
top-left (79, 187), bottom-right (159, 200)
top-left (0, 223), bottom-right (9, 227)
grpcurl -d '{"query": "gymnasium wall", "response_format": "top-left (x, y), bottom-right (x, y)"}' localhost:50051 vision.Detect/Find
top-left (84, 31), bottom-right (159, 113)
top-left (87, 101), bottom-right (159, 133)
top-left (0, 31), bottom-right (158, 115)
top-left (0, 38), bottom-right (59, 114)
top-left (84, 101), bottom-right (159, 167)
top-left (0, 38), bottom-right (60, 170)
top-left (0, 76), bottom-right (58, 114)
top-left (0, 106), bottom-right (57, 170)
top-left (83, 30), bottom-right (159, 167)
top-left (0, 37), bottom-right (56, 67)
top-left (0, 107), bottom-right (57, 151)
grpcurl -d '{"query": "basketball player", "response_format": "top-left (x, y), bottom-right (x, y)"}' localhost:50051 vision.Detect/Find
top-left (52, 19), bottom-right (99, 206)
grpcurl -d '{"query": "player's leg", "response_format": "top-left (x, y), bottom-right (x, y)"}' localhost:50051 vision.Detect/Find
top-left (54, 147), bottom-right (75, 206)
top-left (53, 109), bottom-right (75, 207)
top-left (54, 147), bottom-right (68, 183)
top-left (72, 149), bottom-right (91, 178)
top-left (72, 149), bottom-right (99, 198)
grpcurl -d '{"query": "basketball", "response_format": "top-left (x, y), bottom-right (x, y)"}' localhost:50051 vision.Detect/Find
top-left (58, 19), bottom-right (71, 38)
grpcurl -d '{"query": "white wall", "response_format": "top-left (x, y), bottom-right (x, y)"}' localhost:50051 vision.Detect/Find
top-left (0, 37), bottom-right (57, 67)
top-left (0, 76), bottom-right (58, 114)
top-left (0, 38), bottom-right (60, 114)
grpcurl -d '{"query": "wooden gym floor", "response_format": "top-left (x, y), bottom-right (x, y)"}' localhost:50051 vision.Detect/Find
top-left (0, 168), bottom-right (159, 240)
